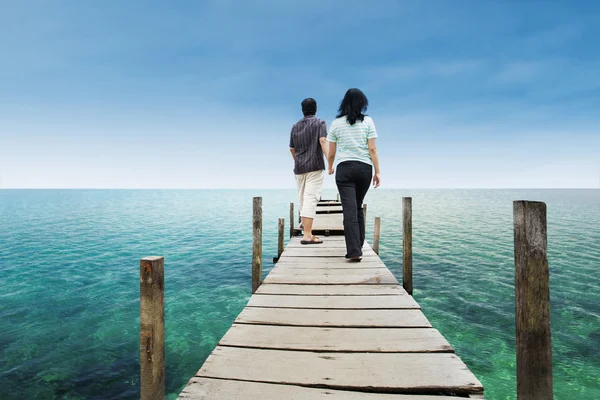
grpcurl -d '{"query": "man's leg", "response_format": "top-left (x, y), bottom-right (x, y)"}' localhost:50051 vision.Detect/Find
top-left (300, 170), bottom-right (324, 242)
top-left (296, 174), bottom-right (306, 230)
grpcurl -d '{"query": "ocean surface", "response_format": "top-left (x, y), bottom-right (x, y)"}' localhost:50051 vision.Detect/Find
top-left (0, 189), bottom-right (599, 399)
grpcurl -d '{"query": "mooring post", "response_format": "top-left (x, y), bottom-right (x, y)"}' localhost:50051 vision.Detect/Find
top-left (403, 197), bottom-right (413, 295)
top-left (362, 203), bottom-right (367, 239)
top-left (252, 197), bottom-right (263, 293)
top-left (373, 217), bottom-right (381, 255)
top-left (513, 201), bottom-right (553, 399)
top-left (289, 202), bottom-right (294, 238)
top-left (140, 256), bottom-right (165, 400)
top-left (278, 217), bottom-right (284, 259)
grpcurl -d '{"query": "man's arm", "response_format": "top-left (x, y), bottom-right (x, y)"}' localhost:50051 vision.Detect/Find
top-left (319, 137), bottom-right (328, 159)
top-left (289, 125), bottom-right (296, 161)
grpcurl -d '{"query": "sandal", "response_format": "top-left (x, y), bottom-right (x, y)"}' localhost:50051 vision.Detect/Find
top-left (301, 236), bottom-right (323, 245)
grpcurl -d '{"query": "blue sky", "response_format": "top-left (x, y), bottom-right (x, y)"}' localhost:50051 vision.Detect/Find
top-left (1, 0), bottom-right (599, 188)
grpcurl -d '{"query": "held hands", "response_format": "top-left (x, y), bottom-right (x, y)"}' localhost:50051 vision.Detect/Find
top-left (373, 173), bottom-right (381, 188)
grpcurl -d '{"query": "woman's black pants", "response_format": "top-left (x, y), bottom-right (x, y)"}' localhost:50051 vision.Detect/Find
top-left (335, 161), bottom-right (372, 258)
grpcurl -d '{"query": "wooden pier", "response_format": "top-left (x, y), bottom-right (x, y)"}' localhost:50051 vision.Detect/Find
top-left (177, 198), bottom-right (485, 399)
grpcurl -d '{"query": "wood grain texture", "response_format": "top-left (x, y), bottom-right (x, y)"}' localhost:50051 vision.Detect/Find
top-left (316, 205), bottom-right (343, 213)
top-left (196, 347), bottom-right (483, 395)
top-left (255, 284), bottom-right (405, 296)
top-left (246, 294), bottom-right (419, 309)
top-left (263, 270), bottom-right (398, 285)
top-left (513, 200), bottom-right (552, 400)
top-left (219, 325), bottom-right (451, 352)
top-left (276, 256), bottom-right (381, 263)
top-left (403, 197), bottom-right (413, 295)
top-left (236, 307), bottom-right (431, 327)
top-left (252, 197), bottom-right (262, 294)
top-left (281, 247), bottom-right (377, 257)
top-left (179, 377), bottom-right (461, 399)
top-left (140, 256), bottom-right (165, 400)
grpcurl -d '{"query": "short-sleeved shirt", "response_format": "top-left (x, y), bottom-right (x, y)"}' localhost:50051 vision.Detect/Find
top-left (326, 116), bottom-right (378, 166)
top-left (289, 115), bottom-right (327, 175)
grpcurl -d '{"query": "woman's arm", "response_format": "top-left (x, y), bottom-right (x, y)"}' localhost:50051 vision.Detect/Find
top-left (368, 138), bottom-right (381, 188)
top-left (327, 142), bottom-right (336, 174)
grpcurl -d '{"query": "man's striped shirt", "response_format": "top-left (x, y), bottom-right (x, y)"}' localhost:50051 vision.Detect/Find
top-left (289, 115), bottom-right (327, 175)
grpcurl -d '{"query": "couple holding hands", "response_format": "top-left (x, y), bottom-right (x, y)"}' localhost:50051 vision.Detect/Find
top-left (289, 88), bottom-right (381, 261)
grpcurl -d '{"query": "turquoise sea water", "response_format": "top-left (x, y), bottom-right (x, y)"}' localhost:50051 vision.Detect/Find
top-left (1, 189), bottom-right (599, 399)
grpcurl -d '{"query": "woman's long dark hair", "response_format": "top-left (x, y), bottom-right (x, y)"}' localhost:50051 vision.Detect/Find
top-left (336, 88), bottom-right (368, 125)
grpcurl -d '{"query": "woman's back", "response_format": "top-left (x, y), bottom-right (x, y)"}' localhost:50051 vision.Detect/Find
top-left (327, 116), bottom-right (378, 166)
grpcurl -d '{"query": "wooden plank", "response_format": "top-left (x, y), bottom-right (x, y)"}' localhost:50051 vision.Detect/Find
top-left (219, 325), bottom-right (451, 352)
top-left (317, 201), bottom-right (341, 207)
top-left (263, 270), bottom-right (398, 285)
top-left (281, 248), bottom-right (377, 257)
top-left (274, 261), bottom-right (387, 269)
top-left (285, 240), bottom-right (367, 248)
top-left (276, 256), bottom-right (382, 263)
top-left (196, 347), bottom-right (484, 395)
top-left (236, 308), bottom-right (431, 327)
top-left (270, 267), bottom-right (390, 276)
top-left (255, 284), bottom-right (405, 296)
top-left (247, 294), bottom-right (419, 309)
top-left (316, 205), bottom-right (343, 213)
top-left (179, 377), bottom-right (462, 399)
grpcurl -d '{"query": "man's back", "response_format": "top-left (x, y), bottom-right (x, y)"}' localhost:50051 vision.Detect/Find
top-left (289, 115), bottom-right (327, 175)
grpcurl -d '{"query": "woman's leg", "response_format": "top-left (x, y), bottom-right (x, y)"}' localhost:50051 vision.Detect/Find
top-left (354, 163), bottom-right (373, 245)
top-left (335, 162), bottom-right (362, 258)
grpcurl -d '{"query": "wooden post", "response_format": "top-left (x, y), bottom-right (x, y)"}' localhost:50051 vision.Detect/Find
top-left (362, 203), bottom-right (367, 239)
top-left (513, 201), bottom-right (553, 399)
top-left (278, 217), bottom-right (284, 259)
top-left (140, 256), bottom-right (165, 400)
top-left (403, 197), bottom-right (413, 295)
top-left (252, 197), bottom-right (263, 294)
top-left (289, 202), bottom-right (294, 238)
top-left (373, 217), bottom-right (381, 255)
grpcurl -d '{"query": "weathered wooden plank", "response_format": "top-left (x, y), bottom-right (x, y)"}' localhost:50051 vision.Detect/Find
top-left (285, 240), bottom-right (367, 248)
top-left (179, 377), bottom-right (463, 399)
top-left (219, 325), bottom-right (451, 352)
top-left (276, 256), bottom-right (382, 263)
top-left (255, 284), bottom-right (405, 296)
top-left (316, 205), bottom-right (343, 213)
top-left (196, 347), bottom-right (484, 395)
top-left (263, 270), bottom-right (398, 285)
top-left (281, 248), bottom-right (377, 257)
top-left (274, 261), bottom-right (386, 269)
top-left (296, 214), bottom-right (344, 230)
top-left (247, 294), bottom-right (419, 309)
top-left (236, 308), bottom-right (431, 327)
top-left (317, 201), bottom-right (341, 207)
top-left (271, 267), bottom-right (389, 276)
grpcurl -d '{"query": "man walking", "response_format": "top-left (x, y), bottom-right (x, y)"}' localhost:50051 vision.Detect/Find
top-left (289, 98), bottom-right (328, 244)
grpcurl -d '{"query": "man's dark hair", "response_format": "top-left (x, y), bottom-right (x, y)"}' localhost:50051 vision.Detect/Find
top-left (301, 98), bottom-right (317, 116)
top-left (336, 88), bottom-right (368, 125)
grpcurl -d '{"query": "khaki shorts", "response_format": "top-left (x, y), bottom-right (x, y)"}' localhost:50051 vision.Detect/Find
top-left (296, 170), bottom-right (325, 219)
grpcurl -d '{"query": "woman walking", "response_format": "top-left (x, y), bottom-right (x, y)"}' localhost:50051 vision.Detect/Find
top-left (327, 88), bottom-right (381, 261)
